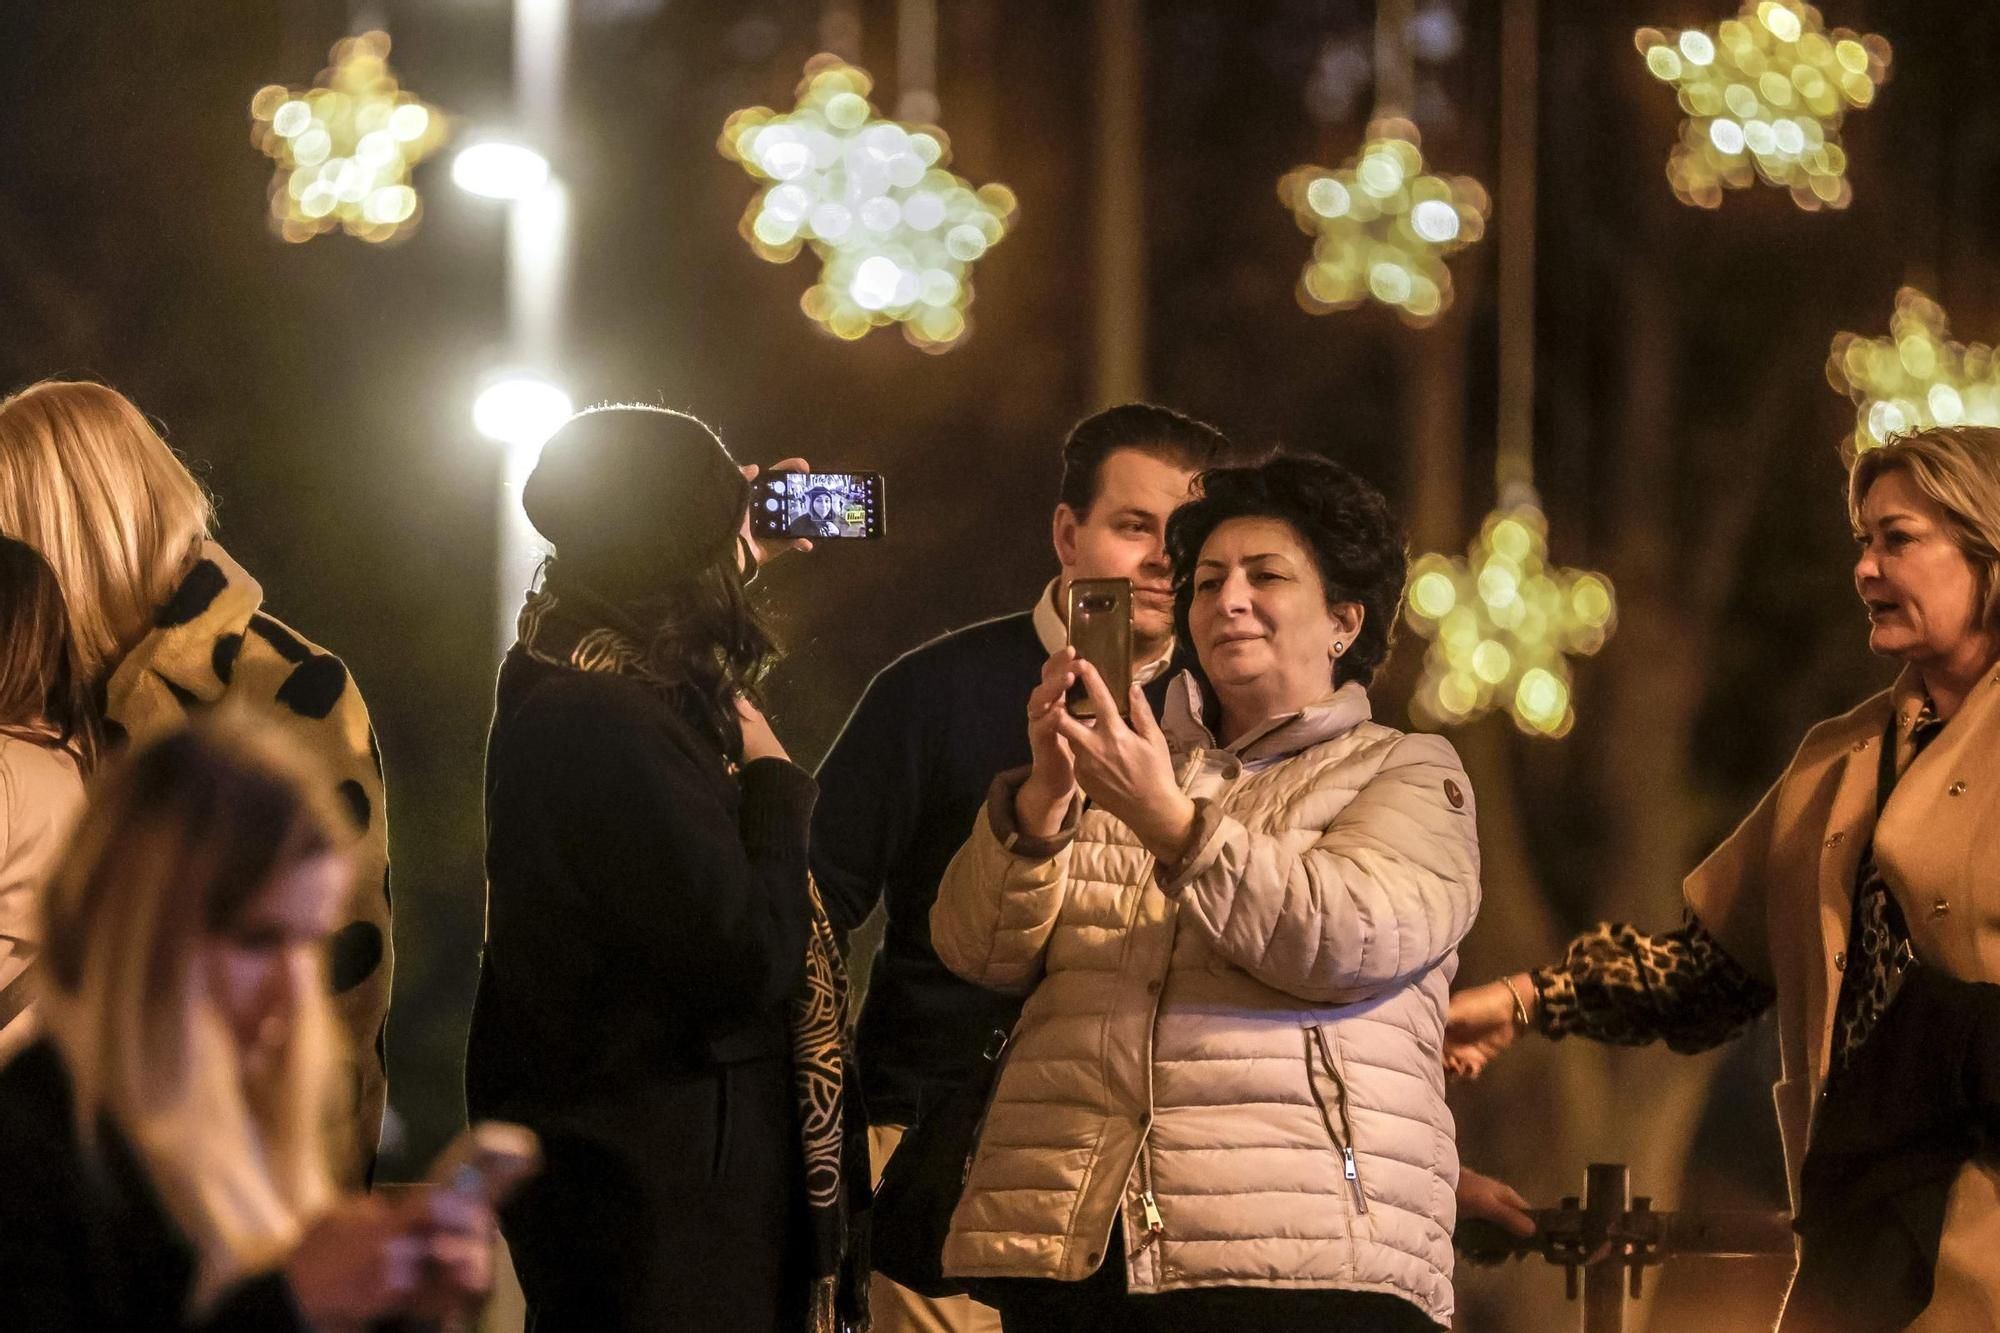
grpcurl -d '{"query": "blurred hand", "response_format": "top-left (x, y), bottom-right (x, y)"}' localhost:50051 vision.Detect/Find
top-left (405, 1186), bottom-right (498, 1326)
top-left (1444, 975), bottom-right (1534, 1080)
top-left (1052, 663), bottom-right (1194, 864)
top-left (739, 458), bottom-right (813, 570)
top-left (1014, 650), bottom-right (1080, 839)
top-left (1456, 1167), bottom-right (1537, 1239)
top-left (284, 1194), bottom-right (425, 1326)
top-left (736, 696), bottom-right (790, 765)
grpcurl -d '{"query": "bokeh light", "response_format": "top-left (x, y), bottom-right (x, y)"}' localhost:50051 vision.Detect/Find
top-left (1277, 118), bottom-right (1489, 327)
top-left (1405, 503), bottom-right (1617, 738)
top-left (1635, 1), bottom-right (1890, 210)
top-left (718, 56), bottom-right (1018, 352)
top-left (249, 31), bottom-right (450, 244)
top-left (1828, 287), bottom-right (2000, 455)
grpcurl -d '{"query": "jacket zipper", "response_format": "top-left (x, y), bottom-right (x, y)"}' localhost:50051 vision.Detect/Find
top-left (962, 1028), bottom-right (1013, 1185)
top-left (1134, 1148), bottom-right (1165, 1252)
top-left (1307, 1024), bottom-right (1368, 1215)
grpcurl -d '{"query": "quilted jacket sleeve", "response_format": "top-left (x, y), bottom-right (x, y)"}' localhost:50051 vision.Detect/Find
top-left (930, 767), bottom-right (1080, 997)
top-left (1161, 732), bottom-right (1481, 1004)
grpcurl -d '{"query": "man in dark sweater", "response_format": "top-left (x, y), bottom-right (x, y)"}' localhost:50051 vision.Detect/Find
top-left (811, 403), bottom-right (1237, 1333)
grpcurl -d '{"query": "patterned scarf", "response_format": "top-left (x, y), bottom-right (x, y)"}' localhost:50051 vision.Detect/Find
top-left (517, 582), bottom-right (866, 1332)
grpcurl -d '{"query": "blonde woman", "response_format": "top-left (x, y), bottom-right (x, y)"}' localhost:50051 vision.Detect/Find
top-left (1448, 426), bottom-right (2000, 1330)
top-left (0, 535), bottom-right (95, 1060)
top-left (0, 717), bottom-right (490, 1329)
top-left (0, 380), bottom-right (390, 1181)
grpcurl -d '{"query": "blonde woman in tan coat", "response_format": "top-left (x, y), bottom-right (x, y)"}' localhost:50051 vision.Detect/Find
top-left (931, 455), bottom-right (1480, 1332)
top-left (1447, 425), bottom-right (2000, 1331)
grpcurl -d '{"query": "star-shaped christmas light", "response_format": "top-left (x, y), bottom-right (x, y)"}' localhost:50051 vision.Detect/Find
top-left (249, 32), bottom-right (449, 245)
top-left (1828, 287), bottom-right (2000, 455)
top-left (1277, 117), bottom-right (1489, 327)
top-left (719, 56), bottom-right (1017, 352)
top-left (1404, 502), bottom-right (1616, 738)
top-left (1635, 1), bottom-right (1890, 211)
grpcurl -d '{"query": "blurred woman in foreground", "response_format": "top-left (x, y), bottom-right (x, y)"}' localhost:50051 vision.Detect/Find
top-left (0, 716), bottom-right (490, 1330)
top-left (1447, 426), bottom-right (2000, 1331)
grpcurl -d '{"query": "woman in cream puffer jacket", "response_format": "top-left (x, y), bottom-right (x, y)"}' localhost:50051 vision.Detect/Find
top-left (931, 455), bottom-right (1481, 1333)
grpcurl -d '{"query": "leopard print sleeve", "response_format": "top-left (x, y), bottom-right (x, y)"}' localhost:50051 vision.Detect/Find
top-left (1530, 917), bottom-right (1775, 1053)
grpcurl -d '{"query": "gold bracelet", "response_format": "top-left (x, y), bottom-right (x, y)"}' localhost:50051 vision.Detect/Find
top-left (1502, 974), bottom-right (1533, 1033)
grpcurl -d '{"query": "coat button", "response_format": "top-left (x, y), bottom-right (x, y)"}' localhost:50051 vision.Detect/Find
top-left (1834, 951), bottom-right (1846, 971)
top-left (1087, 1251), bottom-right (1101, 1266)
top-left (1949, 781), bottom-right (1967, 796)
top-left (1146, 979), bottom-right (1162, 995)
top-left (1825, 831), bottom-right (1845, 848)
top-left (1138, 1111), bottom-right (1151, 1129)
top-left (1933, 898), bottom-right (1951, 918)
top-left (1852, 738), bottom-right (1868, 751)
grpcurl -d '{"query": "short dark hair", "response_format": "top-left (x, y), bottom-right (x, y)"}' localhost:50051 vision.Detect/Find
top-left (1056, 403), bottom-right (1233, 517)
top-left (1166, 453), bottom-right (1408, 689)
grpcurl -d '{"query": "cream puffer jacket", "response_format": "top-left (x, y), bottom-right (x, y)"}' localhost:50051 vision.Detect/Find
top-left (930, 675), bottom-right (1480, 1325)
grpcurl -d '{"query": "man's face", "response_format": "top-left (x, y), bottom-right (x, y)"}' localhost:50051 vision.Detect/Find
top-left (1053, 447), bottom-right (1199, 651)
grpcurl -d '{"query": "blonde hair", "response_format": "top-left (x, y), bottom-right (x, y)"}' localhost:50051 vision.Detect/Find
top-left (37, 713), bottom-right (352, 1307)
top-left (1849, 425), bottom-right (2000, 631)
top-left (0, 381), bottom-right (214, 686)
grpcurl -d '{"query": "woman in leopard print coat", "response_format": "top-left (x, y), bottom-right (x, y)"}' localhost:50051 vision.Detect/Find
top-left (0, 380), bottom-right (390, 1186)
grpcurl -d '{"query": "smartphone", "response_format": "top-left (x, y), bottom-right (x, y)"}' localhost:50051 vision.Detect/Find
top-left (1066, 577), bottom-right (1133, 719)
top-left (425, 1120), bottom-right (542, 1208)
top-left (750, 471), bottom-right (886, 540)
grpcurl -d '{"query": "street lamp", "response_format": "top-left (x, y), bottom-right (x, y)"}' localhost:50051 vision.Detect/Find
top-left (451, 141), bottom-right (552, 201)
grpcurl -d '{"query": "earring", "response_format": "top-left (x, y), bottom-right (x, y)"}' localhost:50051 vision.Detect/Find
top-left (1332, 640), bottom-right (1345, 656)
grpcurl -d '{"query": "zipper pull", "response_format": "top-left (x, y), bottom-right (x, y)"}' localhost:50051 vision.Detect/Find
top-left (1342, 1149), bottom-right (1369, 1214)
top-left (1133, 1190), bottom-right (1165, 1250)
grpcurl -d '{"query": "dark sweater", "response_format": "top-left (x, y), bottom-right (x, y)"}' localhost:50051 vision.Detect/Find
top-left (0, 1041), bottom-right (308, 1332)
top-left (467, 648), bottom-right (820, 1331)
top-left (811, 610), bottom-right (1177, 1125)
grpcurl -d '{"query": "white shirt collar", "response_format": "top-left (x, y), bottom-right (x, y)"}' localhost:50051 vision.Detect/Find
top-left (1032, 578), bottom-right (1174, 684)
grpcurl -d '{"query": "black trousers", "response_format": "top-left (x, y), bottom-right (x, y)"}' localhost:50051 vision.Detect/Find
top-left (979, 1221), bottom-right (1443, 1333)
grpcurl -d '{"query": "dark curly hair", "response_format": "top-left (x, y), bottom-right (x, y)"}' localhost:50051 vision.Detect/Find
top-left (1166, 453), bottom-right (1408, 690)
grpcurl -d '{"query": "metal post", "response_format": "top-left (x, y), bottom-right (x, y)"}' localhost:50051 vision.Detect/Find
top-left (1581, 1163), bottom-right (1630, 1333)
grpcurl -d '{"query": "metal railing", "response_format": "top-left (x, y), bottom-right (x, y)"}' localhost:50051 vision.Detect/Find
top-left (1456, 1163), bottom-right (1795, 1333)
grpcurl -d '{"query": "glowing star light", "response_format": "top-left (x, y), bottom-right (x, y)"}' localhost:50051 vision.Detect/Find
top-left (719, 57), bottom-right (1017, 352)
top-left (1404, 503), bottom-right (1616, 738)
top-left (249, 31), bottom-right (449, 244)
top-left (1277, 118), bottom-right (1488, 327)
top-left (1635, 1), bottom-right (1890, 211)
top-left (1828, 288), bottom-right (2000, 455)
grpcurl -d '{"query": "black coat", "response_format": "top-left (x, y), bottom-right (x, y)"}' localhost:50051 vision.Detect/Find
top-left (467, 648), bottom-right (820, 1332)
top-left (0, 1041), bottom-right (309, 1331)
top-left (1785, 965), bottom-right (2000, 1333)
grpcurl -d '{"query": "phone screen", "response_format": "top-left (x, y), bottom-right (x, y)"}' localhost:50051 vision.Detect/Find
top-left (1066, 577), bottom-right (1133, 719)
top-left (751, 472), bottom-right (886, 539)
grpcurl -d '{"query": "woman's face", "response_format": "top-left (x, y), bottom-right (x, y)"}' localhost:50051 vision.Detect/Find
top-left (199, 852), bottom-right (348, 1072)
top-left (1854, 471), bottom-right (1991, 670)
top-left (809, 492), bottom-right (835, 520)
top-left (1189, 516), bottom-right (1359, 715)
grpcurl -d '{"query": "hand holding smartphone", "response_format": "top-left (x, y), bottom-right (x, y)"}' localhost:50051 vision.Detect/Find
top-left (1066, 577), bottom-right (1134, 720)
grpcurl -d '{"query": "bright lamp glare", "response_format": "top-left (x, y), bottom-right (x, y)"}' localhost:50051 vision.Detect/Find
top-left (452, 142), bottom-right (552, 200)
top-left (473, 378), bottom-right (572, 448)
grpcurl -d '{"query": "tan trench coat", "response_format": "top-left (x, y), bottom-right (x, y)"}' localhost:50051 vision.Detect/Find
top-left (1686, 662), bottom-right (2000, 1330)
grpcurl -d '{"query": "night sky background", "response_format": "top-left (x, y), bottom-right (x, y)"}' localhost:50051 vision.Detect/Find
top-left (3, 2), bottom-right (1996, 1326)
